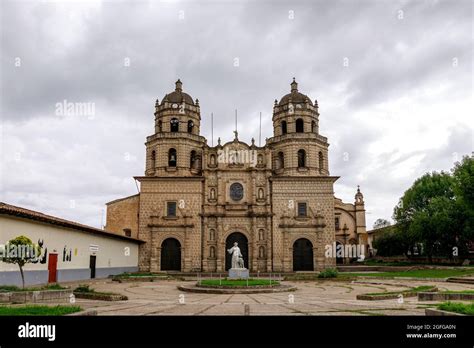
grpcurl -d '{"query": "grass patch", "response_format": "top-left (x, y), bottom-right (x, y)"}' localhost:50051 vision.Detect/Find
top-left (437, 302), bottom-right (474, 315)
top-left (200, 278), bottom-right (279, 287)
top-left (0, 284), bottom-right (67, 293)
top-left (364, 285), bottom-right (434, 296)
top-left (73, 284), bottom-right (120, 296)
top-left (441, 290), bottom-right (474, 294)
top-left (362, 259), bottom-right (474, 267)
top-left (340, 269), bottom-right (474, 279)
top-left (0, 305), bottom-right (81, 316)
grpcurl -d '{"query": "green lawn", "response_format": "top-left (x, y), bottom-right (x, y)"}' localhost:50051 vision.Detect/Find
top-left (340, 269), bottom-right (474, 279)
top-left (364, 285), bottom-right (435, 296)
top-left (437, 302), bottom-right (474, 315)
top-left (0, 305), bottom-right (81, 316)
top-left (200, 279), bottom-right (279, 287)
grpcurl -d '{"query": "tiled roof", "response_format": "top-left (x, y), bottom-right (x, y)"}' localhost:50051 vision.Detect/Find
top-left (0, 202), bottom-right (144, 244)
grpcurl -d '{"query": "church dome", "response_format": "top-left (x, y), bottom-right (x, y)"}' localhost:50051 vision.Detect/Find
top-left (162, 79), bottom-right (195, 105)
top-left (278, 78), bottom-right (313, 106)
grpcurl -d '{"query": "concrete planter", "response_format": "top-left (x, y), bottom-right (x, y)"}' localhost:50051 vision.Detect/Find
top-left (446, 277), bottom-right (474, 285)
top-left (66, 309), bottom-right (98, 316)
top-left (178, 284), bottom-right (297, 294)
top-left (357, 286), bottom-right (437, 301)
top-left (112, 276), bottom-right (168, 283)
top-left (425, 308), bottom-right (466, 316)
top-left (0, 289), bottom-right (73, 304)
top-left (418, 292), bottom-right (474, 301)
top-left (73, 291), bottom-right (127, 301)
top-left (337, 266), bottom-right (420, 272)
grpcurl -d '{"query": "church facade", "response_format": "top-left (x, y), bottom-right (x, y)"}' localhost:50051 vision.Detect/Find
top-left (105, 79), bottom-right (367, 272)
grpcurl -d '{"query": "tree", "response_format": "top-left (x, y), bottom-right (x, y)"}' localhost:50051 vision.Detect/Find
top-left (393, 156), bottom-right (474, 262)
top-left (393, 171), bottom-right (458, 261)
top-left (1, 236), bottom-right (41, 288)
top-left (373, 218), bottom-right (391, 229)
top-left (452, 156), bottom-right (474, 256)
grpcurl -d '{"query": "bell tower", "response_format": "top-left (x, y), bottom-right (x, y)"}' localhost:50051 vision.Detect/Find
top-left (145, 80), bottom-right (206, 177)
top-left (354, 185), bottom-right (367, 244)
top-left (267, 78), bottom-right (329, 176)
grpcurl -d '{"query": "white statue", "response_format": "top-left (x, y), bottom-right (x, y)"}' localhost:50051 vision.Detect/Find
top-left (227, 242), bottom-right (245, 269)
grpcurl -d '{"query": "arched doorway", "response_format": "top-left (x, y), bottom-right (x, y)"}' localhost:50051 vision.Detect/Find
top-left (161, 238), bottom-right (181, 271)
top-left (225, 232), bottom-right (248, 270)
top-left (293, 238), bottom-right (314, 271)
top-left (336, 241), bottom-right (344, 264)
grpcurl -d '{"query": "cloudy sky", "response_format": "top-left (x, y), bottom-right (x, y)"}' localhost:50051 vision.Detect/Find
top-left (1, 0), bottom-right (472, 230)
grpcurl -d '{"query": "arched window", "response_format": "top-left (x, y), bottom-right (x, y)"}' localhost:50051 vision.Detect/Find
top-left (295, 118), bottom-right (304, 133)
top-left (168, 148), bottom-right (177, 167)
top-left (158, 120), bottom-right (162, 133)
top-left (281, 121), bottom-right (287, 135)
top-left (151, 150), bottom-right (156, 169)
top-left (170, 118), bottom-right (179, 132)
top-left (278, 151), bottom-right (284, 169)
top-left (210, 246), bottom-right (216, 258)
top-left (209, 229), bottom-right (215, 241)
top-left (319, 151), bottom-right (324, 172)
top-left (311, 120), bottom-right (316, 133)
top-left (187, 120), bottom-right (194, 133)
top-left (190, 150), bottom-right (197, 169)
top-left (298, 149), bottom-right (306, 168)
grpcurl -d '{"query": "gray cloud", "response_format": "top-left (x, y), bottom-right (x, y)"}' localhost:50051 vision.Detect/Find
top-left (1, 0), bottom-right (472, 229)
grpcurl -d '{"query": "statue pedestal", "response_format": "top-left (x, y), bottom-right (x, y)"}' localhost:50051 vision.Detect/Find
top-left (228, 268), bottom-right (249, 279)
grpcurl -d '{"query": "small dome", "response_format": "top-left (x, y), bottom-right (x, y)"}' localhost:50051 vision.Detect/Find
top-left (162, 79), bottom-right (195, 105)
top-left (278, 78), bottom-right (313, 106)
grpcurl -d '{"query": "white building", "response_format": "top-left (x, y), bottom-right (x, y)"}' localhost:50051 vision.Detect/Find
top-left (0, 202), bottom-right (142, 286)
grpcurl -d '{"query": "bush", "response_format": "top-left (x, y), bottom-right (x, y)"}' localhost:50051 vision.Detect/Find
top-left (318, 268), bottom-right (338, 278)
top-left (74, 284), bottom-right (93, 293)
top-left (0, 285), bottom-right (21, 292)
top-left (44, 284), bottom-right (66, 290)
top-left (0, 284), bottom-right (66, 292)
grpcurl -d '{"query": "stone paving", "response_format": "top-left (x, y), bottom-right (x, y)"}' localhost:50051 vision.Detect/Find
top-left (53, 277), bottom-right (474, 316)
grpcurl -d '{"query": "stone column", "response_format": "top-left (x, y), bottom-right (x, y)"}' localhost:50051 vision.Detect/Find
top-left (216, 217), bottom-right (224, 272)
top-left (150, 229), bottom-right (159, 272)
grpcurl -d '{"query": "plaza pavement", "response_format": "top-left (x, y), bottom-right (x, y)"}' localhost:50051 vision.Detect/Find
top-left (56, 277), bottom-right (474, 316)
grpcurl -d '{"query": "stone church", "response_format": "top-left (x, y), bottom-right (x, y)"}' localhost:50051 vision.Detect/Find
top-left (105, 79), bottom-right (368, 273)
